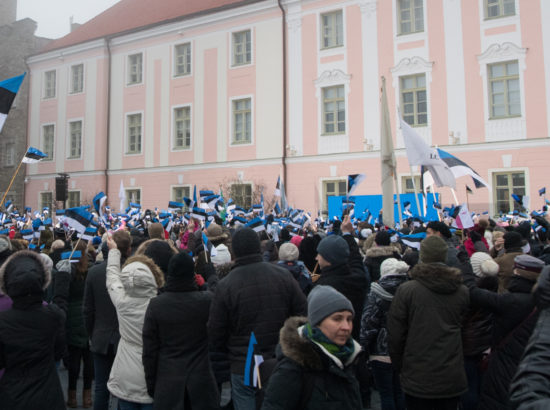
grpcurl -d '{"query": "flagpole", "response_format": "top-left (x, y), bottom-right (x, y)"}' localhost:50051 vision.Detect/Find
top-left (0, 153), bottom-right (26, 209)
top-left (466, 185), bottom-right (470, 209)
top-left (409, 166), bottom-right (422, 218)
top-left (451, 188), bottom-right (459, 206)
top-left (68, 236), bottom-right (82, 260)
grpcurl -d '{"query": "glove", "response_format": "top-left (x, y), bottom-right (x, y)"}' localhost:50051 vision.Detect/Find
top-left (55, 259), bottom-right (71, 273)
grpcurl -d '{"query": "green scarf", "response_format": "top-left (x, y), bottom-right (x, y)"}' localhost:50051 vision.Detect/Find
top-left (303, 323), bottom-right (355, 364)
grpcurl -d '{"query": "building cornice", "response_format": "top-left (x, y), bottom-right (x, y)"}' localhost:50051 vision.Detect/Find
top-left (27, 39), bottom-right (107, 65)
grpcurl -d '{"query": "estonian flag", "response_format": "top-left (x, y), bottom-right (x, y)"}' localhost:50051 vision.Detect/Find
top-left (399, 232), bottom-right (426, 250)
top-left (93, 192), bottom-right (107, 217)
top-left (21, 229), bottom-right (34, 241)
top-left (0, 73), bottom-right (25, 133)
top-left (78, 226), bottom-right (98, 242)
top-left (347, 174), bottom-right (366, 196)
top-left (431, 148), bottom-right (490, 190)
top-left (403, 201), bottom-right (413, 217)
top-left (61, 250), bottom-right (82, 263)
top-left (246, 217), bottom-right (265, 232)
top-left (274, 176), bottom-right (281, 197)
top-left (168, 201), bottom-right (185, 211)
top-left (22, 147), bottom-right (48, 164)
top-left (191, 207), bottom-right (207, 221)
top-left (466, 185), bottom-right (473, 194)
top-left (202, 232), bottom-right (218, 257)
top-left (64, 207), bottom-right (94, 233)
top-left (539, 187), bottom-right (546, 197)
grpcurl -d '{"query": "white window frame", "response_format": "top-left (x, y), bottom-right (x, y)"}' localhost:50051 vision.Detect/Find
top-left (230, 182), bottom-right (253, 209)
top-left (171, 185), bottom-right (192, 202)
top-left (69, 63), bottom-right (85, 94)
top-left (321, 85), bottom-right (346, 135)
top-left (125, 111), bottom-right (144, 155)
top-left (43, 70), bottom-right (56, 99)
top-left (484, 0), bottom-right (516, 19)
top-left (230, 28), bottom-right (253, 68)
top-left (320, 10), bottom-right (344, 50)
top-left (397, 0), bottom-right (425, 35)
top-left (67, 119), bottom-right (83, 159)
top-left (125, 188), bottom-right (142, 208)
top-left (489, 167), bottom-right (528, 216)
top-left (39, 191), bottom-right (53, 211)
top-left (477, 42), bottom-right (527, 141)
top-left (67, 190), bottom-right (81, 208)
top-left (173, 42), bottom-right (192, 77)
top-left (171, 104), bottom-right (192, 151)
top-left (320, 177), bottom-right (347, 213)
top-left (400, 73), bottom-right (428, 127)
top-left (127, 52), bottom-right (144, 86)
top-left (229, 95), bottom-right (254, 146)
top-left (41, 123), bottom-right (55, 161)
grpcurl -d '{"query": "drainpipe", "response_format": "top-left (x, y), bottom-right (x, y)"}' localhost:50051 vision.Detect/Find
top-left (277, 0), bottom-right (288, 190)
top-left (105, 38), bottom-right (112, 197)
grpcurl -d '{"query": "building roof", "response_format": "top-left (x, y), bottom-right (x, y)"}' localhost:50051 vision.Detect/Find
top-left (41, 0), bottom-right (261, 53)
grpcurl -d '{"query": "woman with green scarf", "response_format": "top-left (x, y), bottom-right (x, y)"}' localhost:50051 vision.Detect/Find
top-left (261, 285), bottom-right (364, 410)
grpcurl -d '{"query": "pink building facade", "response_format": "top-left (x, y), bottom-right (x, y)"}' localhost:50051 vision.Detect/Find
top-left (25, 0), bottom-right (550, 217)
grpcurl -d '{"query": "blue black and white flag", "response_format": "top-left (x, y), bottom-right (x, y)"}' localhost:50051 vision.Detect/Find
top-left (93, 192), bottom-right (107, 218)
top-left (168, 201), bottom-right (185, 211)
top-left (191, 207), bottom-right (207, 221)
top-left (202, 232), bottom-right (218, 257)
top-left (64, 207), bottom-right (94, 233)
top-left (61, 250), bottom-right (82, 263)
top-left (245, 217), bottom-right (265, 232)
top-left (78, 226), bottom-right (98, 242)
top-left (403, 201), bottom-right (413, 218)
top-left (539, 187), bottom-right (546, 197)
top-left (274, 176), bottom-right (281, 197)
top-left (0, 73), bottom-right (25, 133)
top-left (347, 174), bottom-right (366, 197)
top-left (21, 229), bottom-right (33, 241)
top-left (22, 147), bottom-right (48, 164)
top-left (226, 198), bottom-right (236, 213)
top-left (399, 232), bottom-right (426, 250)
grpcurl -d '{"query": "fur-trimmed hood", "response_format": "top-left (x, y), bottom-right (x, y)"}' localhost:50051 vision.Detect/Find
top-left (366, 245), bottom-right (399, 259)
top-left (409, 262), bottom-right (463, 294)
top-left (0, 250), bottom-right (51, 297)
top-left (279, 316), bottom-right (361, 371)
top-left (120, 254), bottom-right (164, 297)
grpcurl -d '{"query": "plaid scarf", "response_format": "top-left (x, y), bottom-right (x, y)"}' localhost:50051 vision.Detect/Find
top-left (302, 323), bottom-right (355, 364)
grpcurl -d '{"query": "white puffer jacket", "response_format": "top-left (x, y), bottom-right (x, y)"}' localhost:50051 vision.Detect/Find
top-left (106, 249), bottom-right (162, 404)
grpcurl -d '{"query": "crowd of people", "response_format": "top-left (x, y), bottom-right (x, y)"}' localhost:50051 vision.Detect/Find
top-left (1, 201), bottom-right (550, 410)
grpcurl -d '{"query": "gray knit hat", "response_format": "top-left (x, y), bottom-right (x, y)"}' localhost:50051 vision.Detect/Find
top-left (279, 243), bottom-right (299, 261)
top-left (420, 235), bottom-right (448, 264)
top-left (307, 285), bottom-right (354, 326)
top-left (316, 235), bottom-right (349, 266)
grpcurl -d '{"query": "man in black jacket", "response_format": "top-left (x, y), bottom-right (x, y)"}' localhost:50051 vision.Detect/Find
top-left (83, 230), bottom-right (130, 410)
top-left (208, 227), bottom-right (307, 410)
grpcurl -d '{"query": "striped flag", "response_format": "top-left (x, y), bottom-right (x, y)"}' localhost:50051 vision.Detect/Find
top-left (22, 147), bottom-right (48, 164)
top-left (64, 207), bottom-right (94, 233)
top-left (399, 232), bottom-right (426, 250)
top-left (202, 232), bottom-right (218, 257)
top-left (61, 250), bottom-right (82, 263)
top-left (78, 226), bottom-right (98, 241)
top-left (0, 73), bottom-right (25, 133)
top-left (274, 176), bottom-right (281, 197)
top-left (245, 217), bottom-right (265, 232)
top-left (93, 192), bottom-right (107, 218)
top-left (347, 174), bottom-right (366, 197)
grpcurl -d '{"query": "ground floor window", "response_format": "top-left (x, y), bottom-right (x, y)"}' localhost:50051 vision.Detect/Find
top-left (231, 183), bottom-right (252, 209)
top-left (322, 179), bottom-right (347, 213)
top-left (493, 171), bottom-right (525, 215)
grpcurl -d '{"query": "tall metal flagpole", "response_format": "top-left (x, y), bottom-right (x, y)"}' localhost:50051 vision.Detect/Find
top-left (380, 77), bottom-right (400, 227)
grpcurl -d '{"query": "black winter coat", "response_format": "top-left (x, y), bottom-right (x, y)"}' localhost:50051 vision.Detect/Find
top-left (364, 246), bottom-right (401, 282)
top-left (510, 308), bottom-right (550, 409)
top-left (261, 317), bottom-right (363, 410)
top-left (0, 252), bottom-right (70, 410)
top-left (316, 262), bottom-right (368, 340)
top-left (464, 272), bottom-right (538, 410)
top-left (142, 278), bottom-right (219, 410)
top-left (387, 262), bottom-right (469, 399)
top-left (360, 274), bottom-right (408, 357)
top-left (208, 254), bottom-right (307, 374)
top-left (83, 259), bottom-right (120, 354)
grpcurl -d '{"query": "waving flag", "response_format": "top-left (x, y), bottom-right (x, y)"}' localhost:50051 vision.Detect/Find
top-left (202, 232), bottom-right (218, 257)
top-left (22, 147), bottom-right (48, 164)
top-left (93, 192), bottom-right (107, 218)
top-left (245, 217), bottom-right (265, 232)
top-left (539, 187), bottom-right (546, 197)
top-left (61, 250), bottom-right (82, 263)
top-left (431, 148), bottom-right (491, 190)
top-left (0, 73), bottom-right (25, 133)
top-left (347, 174), bottom-right (366, 197)
top-left (274, 176), bottom-right (281, 197)
top-left (78, 226), bottom-right (98, 242)
top-left (64, 207), bottom-right (94, 233)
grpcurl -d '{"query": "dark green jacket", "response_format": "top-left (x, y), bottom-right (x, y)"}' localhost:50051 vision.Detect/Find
top-left (261, 317), bottom-right (363, 410)
top-left (387, 262), bottom-right (469, 399)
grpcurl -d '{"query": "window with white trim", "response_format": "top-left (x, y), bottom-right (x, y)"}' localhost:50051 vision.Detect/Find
top-left (231, 183), bottom-right (252, 209)
top-left (322, 180), bottom-right (347, 212)
top-left (68, 121), bottom-right (82, 159)
top-left (127, 113), bottom-right (142, 154)
top-left (232, 98), bottom-right (251, 144)
top-left (40, 192), bottom-right (53, 211)
top-left (126, 189), bottom-right (141, 208)
top-left (44, 70), bottom-right (56, 99)
top-left (485, 0), bottom-right (515, 19)
top-left (488, 60), bottom-right (520, 119)
top-left (174, 43), bottom-right (191, 76)
top-left (173, 107), bottom-right (191, 149)
top-left (70, 64), bottom-right (84, 94)
top-left (321, 10), bottom-right (343, 49)
top-left (401, 176), bottom-right (423, 194)
top-left (172, 186), bottom-right (191, 202)
top-left (127, 53), bottom-right (143, 85)
top-left (67, 191), bottom-right (80, 208)
top-left (232, 30), bottom-right (251, 66)
top-left (398, 0), bottom-right (424, 35)
top-left (322, 85), bottom-right (345, 135)
top-left (401, 74), bottom-right (427, 126)
top-left (493, 171), bottom-right (524, 215)
top-left (43, 125), bottom-right (54, 160)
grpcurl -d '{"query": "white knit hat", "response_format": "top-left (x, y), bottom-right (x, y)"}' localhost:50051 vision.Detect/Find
top-left (380, 258), bottom-right (409, 277)
top-left (470, 252), bottom-right (498, 277)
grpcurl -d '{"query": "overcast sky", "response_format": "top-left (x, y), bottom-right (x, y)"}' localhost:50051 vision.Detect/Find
top-left (17, 0), bottom-right (121, 39)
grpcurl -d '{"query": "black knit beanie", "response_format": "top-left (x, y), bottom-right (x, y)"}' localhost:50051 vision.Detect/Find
top-left (143, 240), bottom-right (175, 276)
top-left (167, 251), bottom-right (195, 280)
top-left (232, 227), bottom-right (261, 258)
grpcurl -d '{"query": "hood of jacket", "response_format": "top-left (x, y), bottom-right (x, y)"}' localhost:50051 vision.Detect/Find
top-left (0, 250), bottom-right (51, 297)
top-left (372, 274), bottom-right (409, 301)
top-left (409, 262), bottom-right (463, 294)
top-left (279, 316), bottom-right (361, 371)
top-left (120, 254), bottom-right (163, 298)
top-left (366, 245), bottom-right (398, 258)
